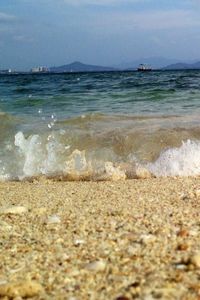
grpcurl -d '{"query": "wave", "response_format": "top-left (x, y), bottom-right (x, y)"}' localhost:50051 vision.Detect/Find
top-left (1, 131), bottom-right (200, 181)
top-left (0, 112), bottom-right (21, 141)
top-left (148, 139), bottom-right (200, 176)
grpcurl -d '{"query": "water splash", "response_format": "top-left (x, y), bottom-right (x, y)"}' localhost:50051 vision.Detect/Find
top-left (148, 139), bottom-right (200, 176)
top-left (13, 132), bottom-right (126, 181)
top-left (1, 130), bottom-right (200, 181)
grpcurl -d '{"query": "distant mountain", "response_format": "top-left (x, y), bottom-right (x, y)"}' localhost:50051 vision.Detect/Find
top-left (115, 57), bottom-right (181, 70)
top-left (163, 61), bottom-right (200, 70)
top-left (49, 59), bottom-right (200, 73)
top-left (50, 61), bottom-right (116, 73)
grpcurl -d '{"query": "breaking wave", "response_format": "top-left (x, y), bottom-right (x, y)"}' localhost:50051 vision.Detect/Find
top-left (148, 139), bottom-right (200, 177)
top-left (1, 131), bottom-right (200, 181)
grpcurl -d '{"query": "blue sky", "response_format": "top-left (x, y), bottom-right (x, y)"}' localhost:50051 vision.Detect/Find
top-left (1, 0), bottom-right (200, 70)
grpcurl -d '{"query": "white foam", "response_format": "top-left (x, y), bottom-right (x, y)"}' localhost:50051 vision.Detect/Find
top-left (64, 149), bottom-right (88, 174)
top-left (14, 132), bottom-right (91, 179)
top-left (15, 132), bottom-right (46, 177)
top-left (12, 132), bottom-right (127, 180)
top-left (0, 174), bottom-right (12, 182)
top-left (104, 162), bottom-right (126, 180)
top-left (6, 133), bottom-right (200, 180)
top-left (148, 139), bottom-right (200, 176)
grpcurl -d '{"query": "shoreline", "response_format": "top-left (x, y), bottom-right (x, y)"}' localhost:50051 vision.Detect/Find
top-left (1, 177), bottom-right (200, 299)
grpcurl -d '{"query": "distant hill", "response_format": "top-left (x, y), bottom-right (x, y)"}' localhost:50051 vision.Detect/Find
top-left (163, 61), bottom-right (200, 70)
top-left (50, 61), bottom-right (116, 73)
top-left (47, 59), bottom-right (200, 73)
top-left (115, 57), bottom-right (181, 70)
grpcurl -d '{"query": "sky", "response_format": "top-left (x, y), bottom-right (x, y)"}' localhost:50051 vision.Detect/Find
top-left (1, 0), bottom-right (200, 70)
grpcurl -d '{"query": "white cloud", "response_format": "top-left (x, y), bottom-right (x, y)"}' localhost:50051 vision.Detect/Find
top-left (82, 9), bottom-right (200, 33)
top-left (63, 0), bottom-right (137, 6)
top-left (0, 12), bottom-right (16, 22)
top-left (131, 10), bottom-right (200, 30)
top-left (13, 35), bottom-right (34, 43)
top-left (0, 12), bottom-right (16, 38)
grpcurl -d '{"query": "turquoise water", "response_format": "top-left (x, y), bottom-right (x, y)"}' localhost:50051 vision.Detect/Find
top-left (1, 70), bottom-right (200, 180)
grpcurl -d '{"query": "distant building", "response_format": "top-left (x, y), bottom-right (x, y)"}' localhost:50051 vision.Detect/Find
top-left (30, 66), bottom-right (49, 73)
top-left (0, 69), bottom-right (12, 74)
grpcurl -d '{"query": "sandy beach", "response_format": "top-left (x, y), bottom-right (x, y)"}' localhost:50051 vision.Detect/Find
top-left (1, 177), bottom-right (200, 299)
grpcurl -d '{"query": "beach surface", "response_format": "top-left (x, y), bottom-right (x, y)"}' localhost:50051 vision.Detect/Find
top-left (1, 177), bottom-right (200, 299)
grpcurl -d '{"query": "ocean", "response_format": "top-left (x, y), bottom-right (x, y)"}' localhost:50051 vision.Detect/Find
top-left (1, 70), bottom-right (200, 181)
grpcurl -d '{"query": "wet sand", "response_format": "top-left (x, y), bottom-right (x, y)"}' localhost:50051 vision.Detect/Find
top-left (1, 177), bottom-right (200, 299)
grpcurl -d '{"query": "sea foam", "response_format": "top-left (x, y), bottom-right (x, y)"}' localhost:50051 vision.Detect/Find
top-left (1, 132), bottom-right (200, 181)
top-left (13, 131), bottom-right (126, 181)
top-left (148, 139), bottom-right (200, 176)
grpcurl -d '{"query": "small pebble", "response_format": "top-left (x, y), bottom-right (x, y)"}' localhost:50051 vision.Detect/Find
top-left (0, 206), bottom-right (28, 215)
top-left (179, 193), bottom-right (189, 201)
top-left (136, 167), bottom-right (152, 179)
top-left (85, 260), bottom-right (106, 272)
top-left (190, 254), bottom-right (200, 268)
top-left (0, 221), bottom-right (12, 230)
top-left (0, 280), bottom-right (43, 298)
top-left (140, 234), bottom-right (156, 244)
top-left (175, 264), bottom-right (187, 270)
top-left (177, 229), bottom-right (189, 237)
top-left (176, 243), bottom-right (189, 251)
top-left (195, 189), bottom-right (200, 197)
top-left (74, 239), bottom-right (85, 246)
top-left (47, 215), bottom-right (61, 224)
top-left (189, 229), bottom-right (198, 236)
top-left (33, 207), bottom-right (47, 215)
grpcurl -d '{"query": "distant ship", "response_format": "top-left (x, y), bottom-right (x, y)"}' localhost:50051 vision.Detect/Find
top-left (137, 64), bottom-right (152, 72)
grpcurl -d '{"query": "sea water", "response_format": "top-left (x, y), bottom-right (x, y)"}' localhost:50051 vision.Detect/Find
top-left (1, 70), bottom-right (200, 181)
